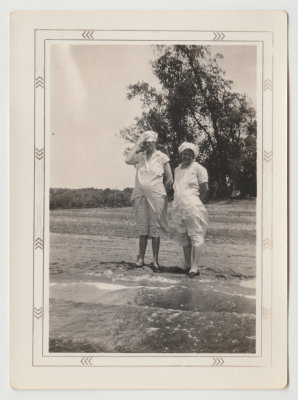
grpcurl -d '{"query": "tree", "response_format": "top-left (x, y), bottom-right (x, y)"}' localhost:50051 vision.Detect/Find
top-left (120, 45), bottom-right (256, 198)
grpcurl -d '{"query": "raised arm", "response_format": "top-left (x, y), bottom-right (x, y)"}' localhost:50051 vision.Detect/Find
top-left (164, 162), bottom-right (173, 192)
top-left (125, 136), bottom-right (145, 165)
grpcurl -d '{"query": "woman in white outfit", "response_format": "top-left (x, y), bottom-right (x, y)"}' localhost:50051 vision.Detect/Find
top-left (172, 142), bottom-right (209, 278)
top-left (125, 131), bottom-right (173, 272)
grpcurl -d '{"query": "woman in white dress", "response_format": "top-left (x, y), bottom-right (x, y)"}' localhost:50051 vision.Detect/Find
top-left (125, 131), bottom-right (173, 272)
top-left (172, 142), bottom-right (209, 278)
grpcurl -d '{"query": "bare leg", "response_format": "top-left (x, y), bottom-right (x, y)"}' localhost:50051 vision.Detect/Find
top-left (182, 245), bottom-right (192, 271)
top-left (151, 237), bottom-right (160, 270)
top-left (189, 245), bottom-right (201, 276)
top-left (136, 235), bottom-right (148, 266)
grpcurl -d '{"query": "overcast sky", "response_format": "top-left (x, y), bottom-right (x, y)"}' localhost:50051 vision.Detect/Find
top-left (50, 44), bottom-right (256, 189)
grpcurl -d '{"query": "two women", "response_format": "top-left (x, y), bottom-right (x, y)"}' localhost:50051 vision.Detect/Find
top-left (125, 132), bottom-right (208, 277)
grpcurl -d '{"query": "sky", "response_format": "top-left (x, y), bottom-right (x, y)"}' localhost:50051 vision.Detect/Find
top-left (50, 44), bottom-right (256, 189)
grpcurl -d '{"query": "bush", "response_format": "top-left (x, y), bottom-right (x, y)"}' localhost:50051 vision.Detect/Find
top-left (50, 187), bottom-right (133, 209)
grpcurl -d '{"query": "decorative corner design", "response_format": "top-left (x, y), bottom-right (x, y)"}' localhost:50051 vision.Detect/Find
top-left (213, 32), bottom-right (225, 41)
top-left (264, 150), bottom-right (273, 163)
top-left (80, 356), bottom-right (93, 366)
top-left (263, 238), bottom-right (272, 249)
top-left (212, 357), bottom-right (224, 367)
top-left (262, 307), bottom-right (271, 320)
top-left (34, 306), bottom-right (43, 319)
top-left (36, 76), bottom-right (44, 89)
top-left (264, 79), bottom-right (272, 91)
top-left (35, 237), bottom-right (43, 250)
top-left (82, 30), bottom-right (94, 39)
top-left (35, 147), bottom-right (44, 160)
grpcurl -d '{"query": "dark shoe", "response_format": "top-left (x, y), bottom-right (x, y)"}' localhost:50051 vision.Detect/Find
top-left (151, 263), bottom-right (161, 273)
top-left (180, 266), bottom-right (190, 273)
top-left (128, 263), bottom-right (143, 270)
top-left (135, 261), bottom-right (144, 268)
top-left (188, 270), bottom-right (200, 278)
top-left (129, 256), bottom-right (144, 269)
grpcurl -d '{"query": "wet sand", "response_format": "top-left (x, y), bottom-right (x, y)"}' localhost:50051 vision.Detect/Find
top-left (49, 199), bottom-right (256, 353)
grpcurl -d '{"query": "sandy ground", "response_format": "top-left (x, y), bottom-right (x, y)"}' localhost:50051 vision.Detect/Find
top-left (49, 199), bottom-right (256, 353)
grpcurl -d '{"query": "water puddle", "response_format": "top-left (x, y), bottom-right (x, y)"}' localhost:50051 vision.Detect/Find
top-left (50, 277), bottom-right (255, 314)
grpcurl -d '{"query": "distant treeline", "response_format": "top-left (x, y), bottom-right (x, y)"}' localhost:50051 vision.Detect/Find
top-left (50, 187), bottom-right (133, 209)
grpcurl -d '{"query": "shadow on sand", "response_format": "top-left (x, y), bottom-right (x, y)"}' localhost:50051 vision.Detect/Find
top-left (99, 261), bottom-right (188, 274)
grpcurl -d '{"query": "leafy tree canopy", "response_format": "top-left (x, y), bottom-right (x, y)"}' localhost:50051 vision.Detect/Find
top-left (120, 45), bottom-right (256, 198)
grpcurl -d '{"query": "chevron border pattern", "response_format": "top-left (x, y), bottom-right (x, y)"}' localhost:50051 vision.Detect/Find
top-left (35, 237), bottom-right (43, 250)
top-left (213, 32), bottom-right (225, 40)
top-left (263, 238), bottom-right (272, 249)
top-left (81, 357), bottom-right (93, 366)
top-left (34, 306), bottom-right (43, 319)
top-left (36, 76), bottom-right (44, 88)
top-left (82, 30), bottom-right (94, 39)
top-left (212, 357), bottom-right (224, 367)
top-left (264, 79), bottom-right (272, 91)
top-left (264, 150), bottom-right (273, 163)
top-left (35, 147), bottom-right (44, 160)
top-left (31, 27), bottom-right (276, 370)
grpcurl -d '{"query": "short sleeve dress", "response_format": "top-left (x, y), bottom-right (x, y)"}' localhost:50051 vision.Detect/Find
top-left (172, 161), bottom-right (209, 246)
top-left (131, 150), bottom-right (170, 237)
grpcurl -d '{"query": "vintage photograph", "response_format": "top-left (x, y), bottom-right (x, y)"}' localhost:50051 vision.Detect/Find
top-left (9, 8), bottom-right (288, 389)
top-left (49, 43), bottom-right (257, 354)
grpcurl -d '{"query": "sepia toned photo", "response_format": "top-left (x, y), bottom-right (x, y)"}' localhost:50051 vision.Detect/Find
top-left (49, 43), bottom-right (257, 354)
top-left (10, 10), bottom-right (287, 389)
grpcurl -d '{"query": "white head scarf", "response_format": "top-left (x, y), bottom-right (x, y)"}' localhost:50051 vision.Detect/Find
top-left (141, 130), bottom-right (158, 143)
top-left (178, 142), bottom-right (199, 158)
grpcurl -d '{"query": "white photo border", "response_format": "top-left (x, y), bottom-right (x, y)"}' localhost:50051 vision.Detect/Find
top-left (33, 29), bottom-right (273, 368)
